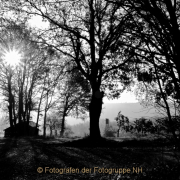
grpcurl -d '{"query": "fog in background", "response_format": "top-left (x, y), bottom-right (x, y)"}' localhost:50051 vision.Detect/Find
top-left (0, 102), bottom-right (160, 137)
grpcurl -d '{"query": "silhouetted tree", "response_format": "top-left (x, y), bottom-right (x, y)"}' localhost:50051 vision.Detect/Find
top-left (106, 0), bottom-right (180, 145)
top-left (55, 66), bottom-right (90, 137)
top-left (9, 0), bottom-right (138, 140)
top-left (0, 23), bottom-right (62, 136)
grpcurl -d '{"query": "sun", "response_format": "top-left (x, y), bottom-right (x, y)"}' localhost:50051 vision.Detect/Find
top-left (3, 49), bottom-right (21, 66)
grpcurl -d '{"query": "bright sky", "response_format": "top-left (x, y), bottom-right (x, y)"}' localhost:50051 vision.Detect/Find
top-left (103, 91), bottom-right (138, 103)
top-left (28, 16), bottom-right (49, 29)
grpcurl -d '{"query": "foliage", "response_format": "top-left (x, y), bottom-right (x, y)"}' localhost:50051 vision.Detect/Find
top-left (46, 112), bottom-right (61, 128)
top-left (131, 117), bottom-right (154, 135)
top-left (44, 112), bottom-right (75, 137)
top-left (7, 0), bottom-right (139, 138)
top-left (0, 24), bottom-right (60, 135)
top-left (115, 111), bottom-right (130, 132)
top-left (3, 0), bottom-right (180, 140)
top-left (154, 116), bottom-right (180, 138)
top-left (127, 116), bottom-right (180, 146)
top-left (103, 0), bottom-right (180, 144)
top-left (122, 0), bottom-right (180, 104)
top-left (56, 65), bottom-right (91, 120)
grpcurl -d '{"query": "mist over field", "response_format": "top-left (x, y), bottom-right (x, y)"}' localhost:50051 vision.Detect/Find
top-left (65, 102), bottom-right (160, 137)
top-left (0, 102), bottom-right (160, 137)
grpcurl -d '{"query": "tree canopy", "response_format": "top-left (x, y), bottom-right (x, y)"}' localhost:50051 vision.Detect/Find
top-left (0, 0), bottom-right (179, 142)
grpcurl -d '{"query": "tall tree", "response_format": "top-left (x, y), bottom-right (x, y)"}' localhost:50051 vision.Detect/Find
top-left (56, 65), bottom-right (91, 137)
top-left (107, 0), bottom-right (180, 145)
top-left (115, 0), bottom-right (180, 107)
top-left (135, 65), bottom-right (180, 143)
top-left (0, 24), bottom-right (27, 134)
top-left (42, 71), bottom-right (57, 137)
top-left (0, 23), bottom-right (61, 136)
top-left (10, 0), bottom-right (137, 139)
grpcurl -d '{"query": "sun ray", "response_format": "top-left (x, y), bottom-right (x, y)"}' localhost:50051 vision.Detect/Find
top-left (3, 49), bottom-right (21, 66)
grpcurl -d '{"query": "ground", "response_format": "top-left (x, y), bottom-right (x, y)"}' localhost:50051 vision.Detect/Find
top-left (0, 136), bottom-right (180, 180)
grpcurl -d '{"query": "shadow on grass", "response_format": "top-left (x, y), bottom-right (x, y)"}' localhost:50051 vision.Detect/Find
top-left (59, 136), bottom-right (174, 148)
top-left (33, 136), bottom-right (180, 179)
top-left (0, 137), bottom-right (180, 180)
top-left (0, 138), bottom-right (19, 179)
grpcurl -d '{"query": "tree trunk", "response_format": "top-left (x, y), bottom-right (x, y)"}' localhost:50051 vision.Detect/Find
top-left (60, 114), bottom-right (66, 137)
top-left (89, 90), bottom-right (103, 140)
top-left (50, 127), bottom-right (52, 137)
top-left (154, 61), bottom-right (178, 145)
top-left (117, 129), bottom-right (120, 137)
top-left (8, 76), bottom-right (14, 136)
top-left (26, 107), bottom-right (31, 136)
top-left (55, 129), bottom-right (57, 136)
top-left (43, 87), bottom-right (49, 138)
top-left (8, 104), bottom-right (14, 136)
top-left (43, 109), bottom-right (47, 137)
top-left (36, 88), bottom-right (44, 129)
top-left (18, 91), bottom-right (23, 124)
top-left (12, 95), bottom-right (17, 128)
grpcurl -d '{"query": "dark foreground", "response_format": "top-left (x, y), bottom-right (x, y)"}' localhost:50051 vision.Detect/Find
top-left (0, 137), bottom-right (180, 180)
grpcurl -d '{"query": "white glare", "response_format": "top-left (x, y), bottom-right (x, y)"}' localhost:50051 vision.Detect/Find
top-left (3, 50), bottom-right (21, 66)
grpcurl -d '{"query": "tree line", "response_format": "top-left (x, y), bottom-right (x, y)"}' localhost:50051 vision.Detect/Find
top-left (105, 112), bottom-right (180, 144)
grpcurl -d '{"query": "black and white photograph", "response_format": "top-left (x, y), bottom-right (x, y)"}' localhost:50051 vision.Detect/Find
top-left (0, 0), bottom-right (180, 179)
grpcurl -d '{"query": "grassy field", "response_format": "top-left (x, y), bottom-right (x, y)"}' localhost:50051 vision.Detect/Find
top-left (0, 136), bottom-right (180, 180)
